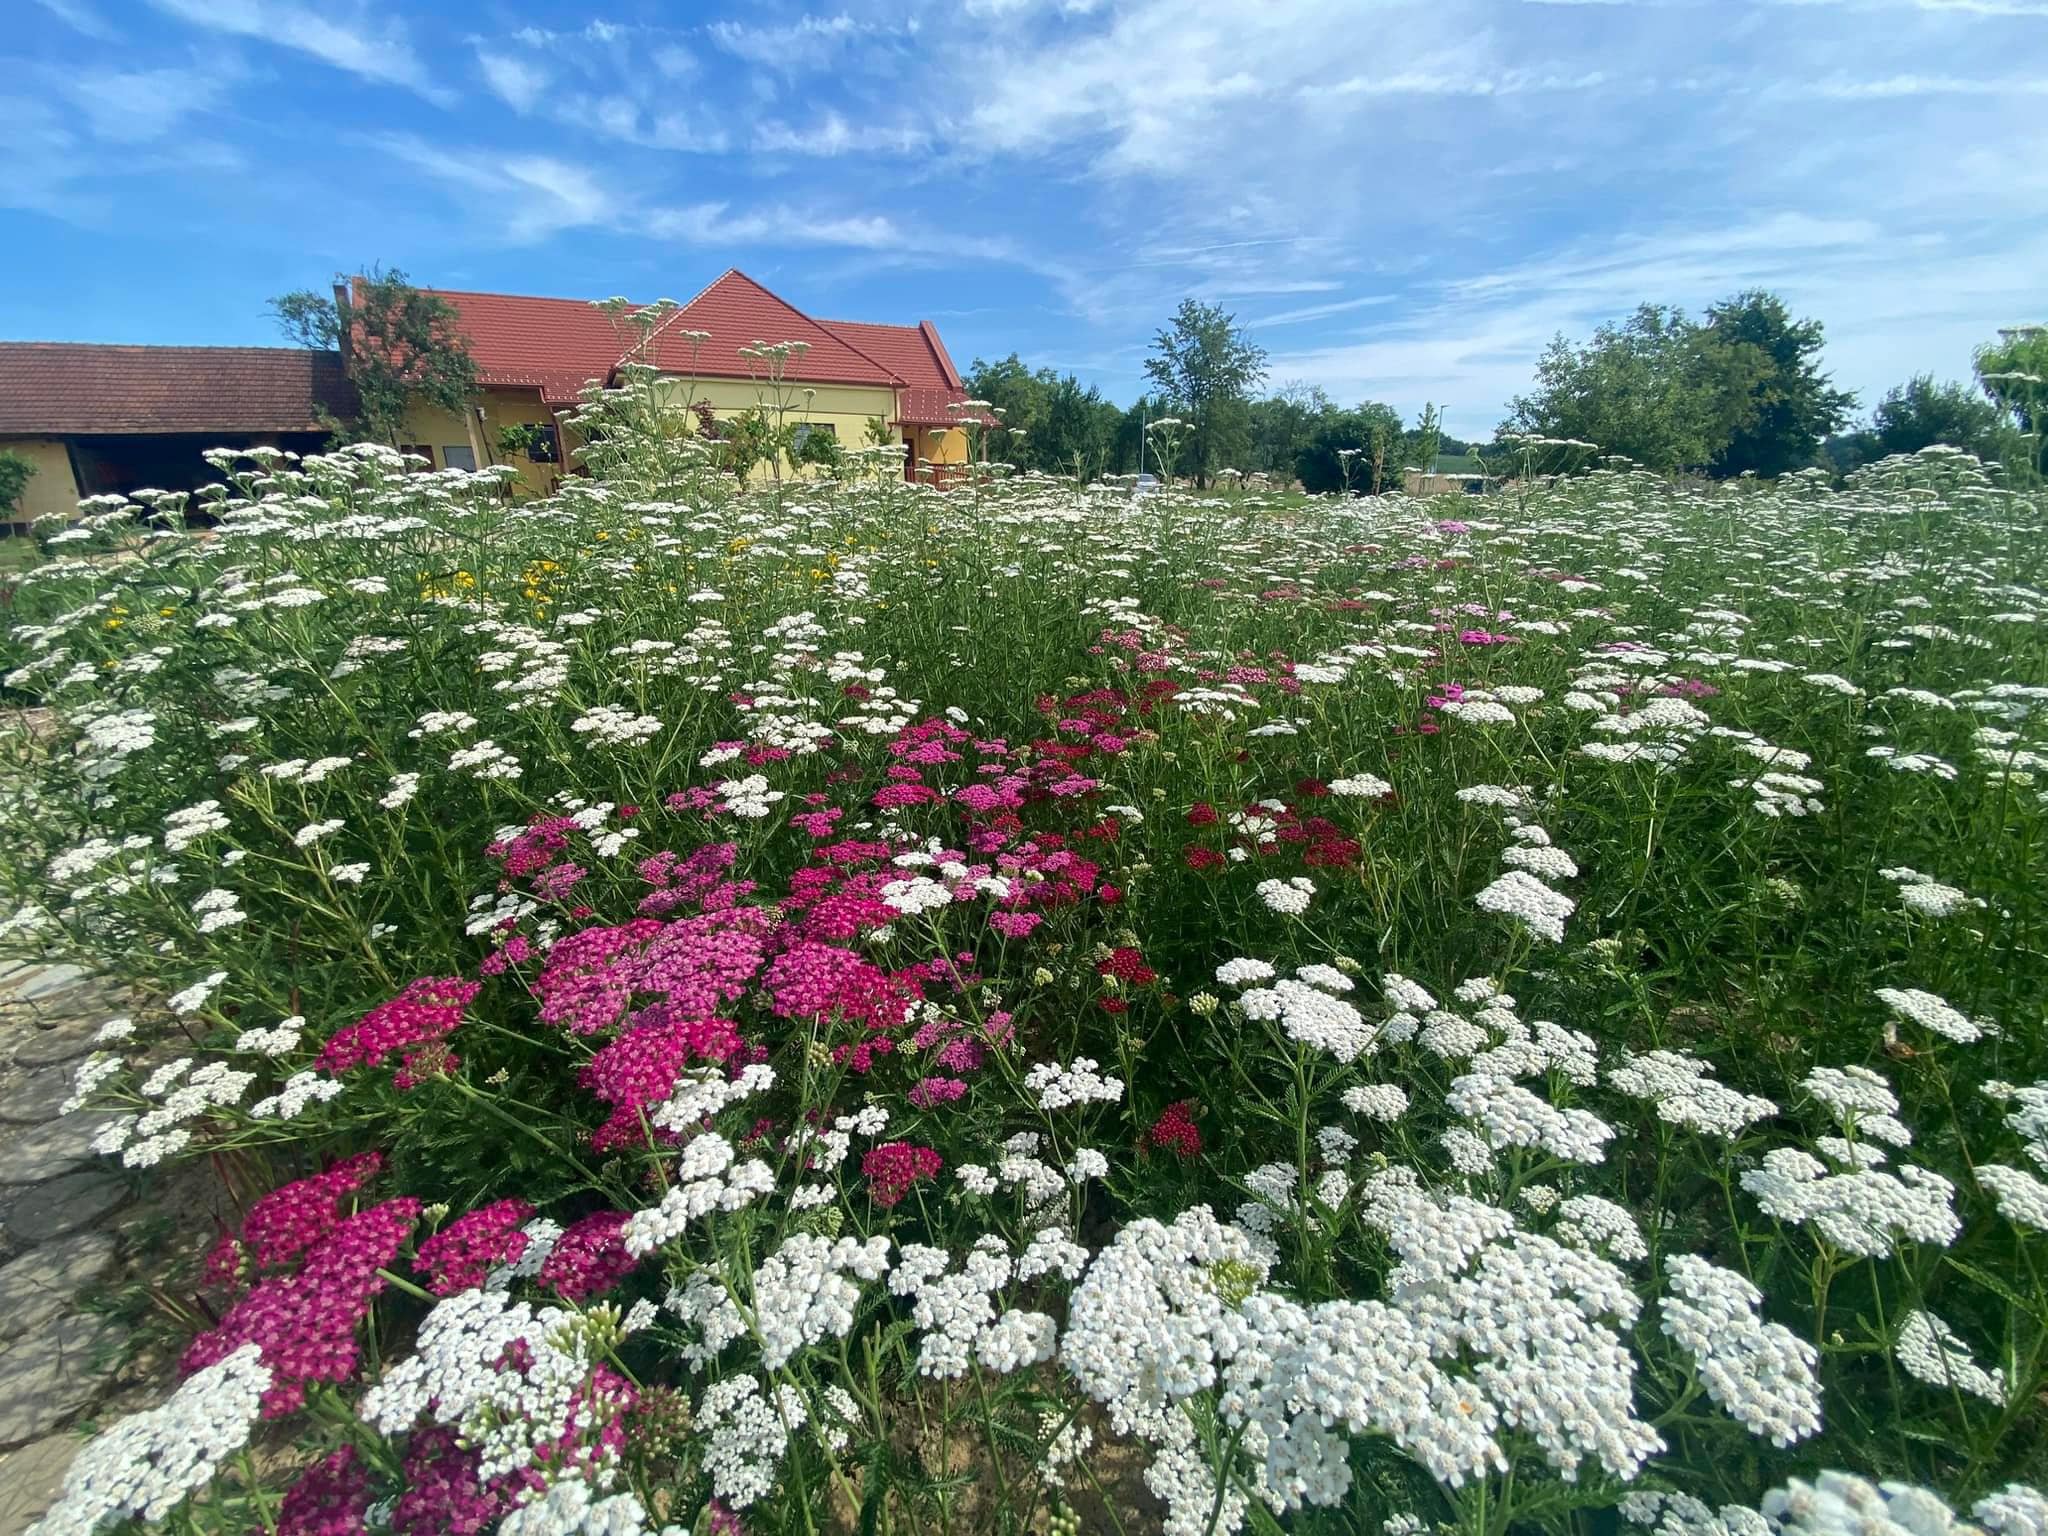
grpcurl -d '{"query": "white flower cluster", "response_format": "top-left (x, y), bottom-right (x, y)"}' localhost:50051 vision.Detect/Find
top-left (696, 1375), bottom-right (810, 1509)
top-left (570, 706), bottom-right (664, 747)
top-left (879, 874), bottom-right (951, 914)
top-left (1238, 968), bottom-right (1378, 1062)
top-left (1875, 986), bottom-right (1990, 1045)
top-left (1254, 876), bottom-right (1315, 915)
top-left (1741, 1148), bottom-right (1960, 1256)
top-left (30, 1342), bottom-right (270, 1536)
top-left (1895, 1308), bottom-right (2005, 1403)
top-left (1880, 867), bottom-right (1984, 920)
top-left (648, 1062), bottom-right (774, 1134)
top-left (1659, 1255), bottom-right (1822, 1445)
top-left (249, 1069), bottom-right (343, 1121)
top-left (1976, 1162), bottom-right (2048, 1230)
top-left (163, 799), bottom-right (231, 853)
top-left (621, 1133), bottom-right (776, 1256)
top-left (1803, 1064), bottom-right (1914, 1146)
top-left (1607, 1049), bottom-right (1779, 1139)
top-left (91, 1054), bottom-right (256, 1168)
top-left (674, 1230), bottom-right (892, 1371)
top-left (1446, 1071), bottom-right (1615, 1163)
top-left (715, 774), bottom-right (784, 819)
top-left (360, 1288), bottom-right (626, 1486)
top-left (1024, 1057), bottom-right (1125, 1111)
top-left (1329, 772), bottom-right (1392, 799)
top-left (1764, 1473), bottom-right (2048, 1536)
top-left (891, 1236), bottom-right (1058, 1378)
top-left (1473, 869), bottom-right (1576, 944)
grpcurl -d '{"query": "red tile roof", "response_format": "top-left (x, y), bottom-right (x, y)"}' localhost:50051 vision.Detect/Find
top-left (429, 272), bottom-right (978, 414)
top-left (0, 343), bottom-right (356, 435)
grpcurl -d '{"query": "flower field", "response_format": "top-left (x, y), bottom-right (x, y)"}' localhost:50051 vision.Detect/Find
top-left (4, 399), bottom-right (2047, 1536)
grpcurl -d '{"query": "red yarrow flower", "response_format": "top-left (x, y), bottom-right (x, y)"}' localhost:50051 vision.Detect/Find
top-left (861, 1142), bottom-right (942, 1207)
top-left (414, 1199), bottom-right (534, 1296)
top-left (1148, 1101), bottom-right (1203, 1159)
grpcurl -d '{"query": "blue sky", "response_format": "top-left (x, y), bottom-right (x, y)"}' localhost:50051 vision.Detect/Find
top-left (6, 0), bottom-right (2045, 440)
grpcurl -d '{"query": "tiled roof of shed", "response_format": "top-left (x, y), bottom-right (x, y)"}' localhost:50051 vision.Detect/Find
top-left (0, 344), bottom-right (356, 434)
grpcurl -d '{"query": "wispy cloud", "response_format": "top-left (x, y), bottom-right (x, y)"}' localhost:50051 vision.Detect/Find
top-left (33, 0), bottom-right (118, 39)
top-left (706, 14), bottom-right (872, 71)
top-left (475, 51), bottom-right (549, 114)
top-left (1246, 295), bottom-right (1399, 329)
top-left (753, 113), bottom-right (931, 156)
top-left (145, 0), bottom-right (445, 100)
top-left (58, 60), bottom-right (234, 143)
top-left (372, 136), bottom-right (613, 243)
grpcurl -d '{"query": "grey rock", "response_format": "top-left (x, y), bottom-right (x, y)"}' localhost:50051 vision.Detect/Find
top-left (0, 1114), bottom-right (119, 1186)
top-left (12, 1022), bottom-right (102, 1070)
top-left (0, 1066), bottom-right (81, 1126)
top-left (1, 1171), bottom-right (128, 1246)
top-left (0, 1234), bottom-right (114, 1341)
top-left (0, 1314), bottom-right (119, 1449)
top-left (0, 966), bottom-right (85, 1004)
top-left (0, 1433), bottom-right (82, 1536)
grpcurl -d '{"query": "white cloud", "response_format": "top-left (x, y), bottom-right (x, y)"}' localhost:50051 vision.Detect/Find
top-left (373, 136), bottom-right (612, 243)
top-left (476, 51), bottom-right (549, 113)
top-left (58, 61), bottom-right (232, 142)
top-left (1246, 296), bottom-right (1399, 329)
top-left (707, 14), bottom-right (866, 70)
top-left (145, 0), bottom-right (443, 98)
top-left (754, 113), bottom-right (931, 155)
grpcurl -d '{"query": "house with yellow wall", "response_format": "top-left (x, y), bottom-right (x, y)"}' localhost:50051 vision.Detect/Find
top-left (402, 270), bottom-right (992, 489)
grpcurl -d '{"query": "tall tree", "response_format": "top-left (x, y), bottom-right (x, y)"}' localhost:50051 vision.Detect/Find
top-left (1872, 376), bottom-right (2006, 460)
top-left (1144, 300), bottom-right (1269, 487)
top-left (963, 354), bottom-right (1050, 449)
top-left (1701, 291), bottom-right (1854, 478)
top-left (1503, 306), bottom-right (1731, 473)
top-left (270, 267), bottom-right (480, 447)
top-left (1247, 383), bottom-right (1333, 479)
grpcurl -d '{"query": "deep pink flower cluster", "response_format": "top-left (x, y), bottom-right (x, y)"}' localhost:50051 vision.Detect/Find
top-left (635, 841), bottom-right (749, 917)
top-left (532, 909), bottom-right (768, 1037)
top-left (488, 815), bottom-right (577, 879)
top-left (414, 1198), bottom-right (534, 1295)
top-left (183, 1196), bottom-right (421, 1416)
top-left (908, 1075), bottom-right (968, 1108)
top-left (538, 1210), bottom-right (638, 1301)
top-left (764, 941), bottom-right (911, 1036)
top-left (394, 1426), bottom-right (504, 1536)
top-left (317, 977), bottom-right (481, 1085)
top-left (581, 1015), bottom-right (742, 1150)
top-left (861, 1142), bottom-right (941, 1207)
top-left (236, 1152), bottom-right (384, 1274)
top-left (278, 1446), bottom-right (371, 1536)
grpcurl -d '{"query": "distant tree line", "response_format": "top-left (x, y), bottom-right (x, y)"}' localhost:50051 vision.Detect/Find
top-left (971, 292), bottom-right (2044, 490)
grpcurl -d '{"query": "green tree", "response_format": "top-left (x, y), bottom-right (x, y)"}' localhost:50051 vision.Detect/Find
top-left (1036, 374), bottom-right (1119, 480)
top-left (1296, 402), bottom-right (1405, 495)
top-left (963, 355), bottom-right (1050, 448)
top-left (1871, 376), bottom-right (2006, 460)
top-left (1974, 325), bottom-right (2048, 481)
top-left (270, 266), bottom-right (481, 447)
top-left (1143, 299), bottom-right (1269, 487)
top-left (1247, 383), bottom-right (1334, 480)
top-left (1503, 305), bottom-right (1731, 474)
top-left (1700, 291), bottom-right (1854, 477)
top-left (0, 449), bottom-right (35, 520)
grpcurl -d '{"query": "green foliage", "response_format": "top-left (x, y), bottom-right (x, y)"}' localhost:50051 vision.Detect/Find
top-left (1296, 401), bottom-right (1404, 494)
top-left (0, 448), bottom-right (35, 516)
top-left (962, 354), bottom-right (1124, 479)
top-left (1872, 376), bottom-right (2007, 460)
top-left (270, 266), bottom-right (481, 447)
top-left (1703, 290), bottom-right (1856, 478)
top-left (1504, 304), bottom-right (1731, 473)
top-left (1974, 327), bottom-right (2048, 482)
top-left (1143, 298), bottom-right (1269, 486)
top-left (1503, 293), bottom-right (1851, 478)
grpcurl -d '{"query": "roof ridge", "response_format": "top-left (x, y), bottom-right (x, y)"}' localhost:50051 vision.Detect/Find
top-left (0, 340), bottom-right (339, 357)
top-left (711, 270), bottom-right (903, 385)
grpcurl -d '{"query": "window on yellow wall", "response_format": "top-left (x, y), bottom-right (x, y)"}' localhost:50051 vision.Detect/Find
top-left (441, 445), bottom-right (477, 472)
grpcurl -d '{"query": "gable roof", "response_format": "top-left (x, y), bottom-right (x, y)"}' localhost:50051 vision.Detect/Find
top-left (428, 272), bottom-right (983, 411)
top-left (0, 343), bottom-right (357, 435)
